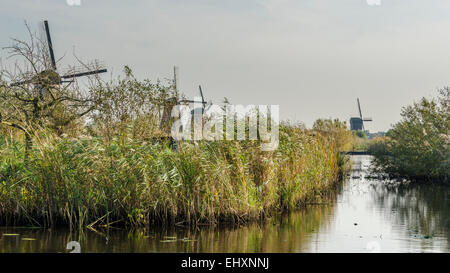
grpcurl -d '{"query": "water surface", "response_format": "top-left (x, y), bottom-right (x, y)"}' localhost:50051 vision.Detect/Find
top-left (1, 155), bottom-right (449, 253)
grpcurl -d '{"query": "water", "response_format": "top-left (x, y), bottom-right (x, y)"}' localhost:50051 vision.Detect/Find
top-left (1, 155), bottom-right (449, 253)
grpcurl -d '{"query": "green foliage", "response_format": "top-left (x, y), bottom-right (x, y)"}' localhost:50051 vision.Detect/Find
top-left (370, 89), bottom-right (450, 182)
top-left (355, 130), bottom-right (367, 139)
top-left (89, 66), bottom-right (176, 140)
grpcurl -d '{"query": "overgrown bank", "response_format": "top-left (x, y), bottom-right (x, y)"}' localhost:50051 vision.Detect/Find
top-left (0, 123), bottom-right (350, 228)
top-left (0, 27), bottom-right (352, 228)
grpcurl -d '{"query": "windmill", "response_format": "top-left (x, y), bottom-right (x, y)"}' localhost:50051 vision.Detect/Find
top-left (159, 66), bottom-right (181, 134)
top-left (10, 20), bottom-right (107, 88)
top-left (159, 67), bottom-right (210, 131)
top-left (350, 98), bottom-right (372, 131)
top-left (179, 85), bottom-right (208, 113)
top-left (157, 66), bottom-right (216, 146)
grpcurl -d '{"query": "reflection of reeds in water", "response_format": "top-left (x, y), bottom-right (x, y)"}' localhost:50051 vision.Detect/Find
top-left (351, 155), bottom-right (450, 251)
top-left (0, 228), bottom-right (86, 253)
top-left (0, 194), bottom-right (339, 253)
top-left (368, 181), bottom-right (450, 250)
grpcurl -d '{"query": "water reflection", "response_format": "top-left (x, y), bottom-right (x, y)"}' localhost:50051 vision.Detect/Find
top-left (0, 202), bottom-right (338, 253)
top-left (0, 156), bottom-right (448, 253)
top-left (367, 178), bottom-right (450, 251)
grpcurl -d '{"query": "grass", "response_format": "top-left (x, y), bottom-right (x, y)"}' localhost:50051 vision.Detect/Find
top-left (0, 123), bottom-right (350, 229)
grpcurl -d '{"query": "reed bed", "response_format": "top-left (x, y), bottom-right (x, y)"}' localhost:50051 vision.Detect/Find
top-left (0, 123), bottom-right (349, 229)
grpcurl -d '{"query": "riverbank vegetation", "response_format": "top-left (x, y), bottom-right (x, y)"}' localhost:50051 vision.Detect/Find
top-left (369, 89), bottom-right (449, 183)
top-left (0, 27), bottom-right (352, 229)
top-left (0, 118), bottom-right (350, 228)
top-left (0, 72), bottom-right (353, 228)
top-left (350, 130), bottom-right (371, 151)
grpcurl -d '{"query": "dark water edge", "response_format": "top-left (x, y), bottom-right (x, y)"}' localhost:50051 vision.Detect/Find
top-left (1, 155), bottom-right (449, 253)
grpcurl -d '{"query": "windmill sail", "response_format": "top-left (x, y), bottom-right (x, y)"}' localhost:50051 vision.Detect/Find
top-left (173, 66), bottom-right (179, 97)
top-left (10, 79), bottom-right (33, 87)
top-left (62, 68), bottom-right (107, 79)
top-left (199, 85), bottom-right (205, 105)
top-left (44, 20), bottom-right (56, 70)
top-left (61, 60), bottom-right (107, 79)
top-left (350, 98), bottom-right (372, 131)
top-left (178, 85), bottom-right (207, 105)
top-left (354, 98), bottom-right (372, 131)
top-left (357, 98), bottom-right (363, 120)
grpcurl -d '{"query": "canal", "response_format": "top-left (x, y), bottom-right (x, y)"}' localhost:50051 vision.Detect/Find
top-left (1, 155), bottom-right (449, 253)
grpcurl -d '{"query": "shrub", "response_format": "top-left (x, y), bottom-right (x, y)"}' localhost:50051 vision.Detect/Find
top-left (369, 89), bottom-right (449, 183)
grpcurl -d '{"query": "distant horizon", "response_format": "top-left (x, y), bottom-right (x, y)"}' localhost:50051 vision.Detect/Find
top-left (2, 0), bottom-right (450, 132)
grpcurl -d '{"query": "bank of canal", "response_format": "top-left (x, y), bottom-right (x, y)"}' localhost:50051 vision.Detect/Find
top-left (0, 155), bottom-right (448, 253)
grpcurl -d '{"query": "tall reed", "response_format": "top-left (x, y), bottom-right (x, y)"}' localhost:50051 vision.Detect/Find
top-left (0, 123), bottom-right (349, 228)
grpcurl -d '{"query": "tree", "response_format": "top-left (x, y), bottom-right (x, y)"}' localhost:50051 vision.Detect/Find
top-left (371, 88), bottom-right (450, 181)
top-left (87, 66), bottom-right (177, 141)
top-left (0, 23), bottom-right (103, 161)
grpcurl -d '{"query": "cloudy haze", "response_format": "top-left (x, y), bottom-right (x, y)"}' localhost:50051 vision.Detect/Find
top-left (2, 0), bottom-right (450, 132)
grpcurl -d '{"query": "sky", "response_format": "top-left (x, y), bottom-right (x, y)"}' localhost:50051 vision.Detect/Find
top-left (1, 0), bottom-right (450, 132)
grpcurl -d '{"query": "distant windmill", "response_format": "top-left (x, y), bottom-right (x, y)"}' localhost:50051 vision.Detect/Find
top-left (10, 20), bottom-right (107, 88)
top-left (159, 66), bottom-right (214, 139)
top-left (179, 85), bottom-right (209, 113)
top-left (171, 66), bottom-right (210, 114)
top-left (350, 98), bottom-right (372, 131)
top-left (157, 66), bottom-right (211, 146)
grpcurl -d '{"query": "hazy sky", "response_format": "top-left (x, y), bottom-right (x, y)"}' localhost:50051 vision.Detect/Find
top-left (1, 0), bottom-right (450, 132)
